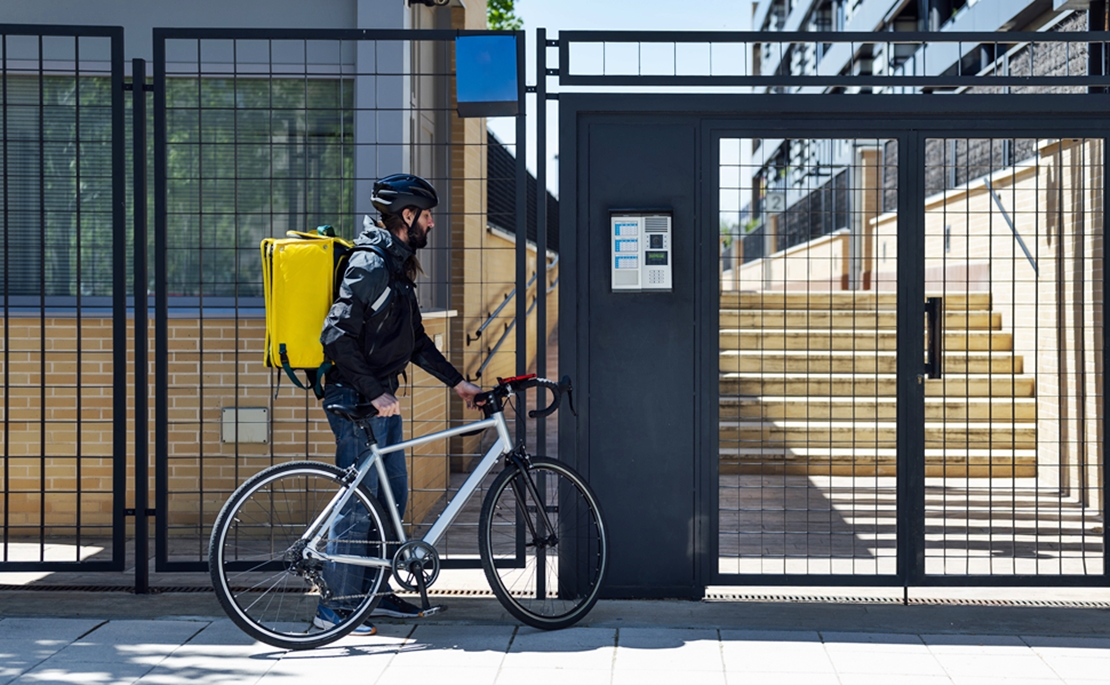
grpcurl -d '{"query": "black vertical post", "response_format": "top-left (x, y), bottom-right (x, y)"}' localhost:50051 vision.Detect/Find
top-left (536, 28), bottom-right (547, 446)
top-left (1090, 3), bottom-right (1107, 95)
top-left (515, 30), bottom-right (527, 442)
top-left (110, 28), bottom-right (128, 572)
top-left (152, 31), bottom-right (169, 572)
top-left (1103, 131), bottom-right (1109, 581)
top-left (36, 36), bottom-right (46, 562)
top-left (1, 34), bottom-right (9, 562)
top-left (131, 58), bottom-right (150, 594)
top-left (896, 130), bottom-right (926, 592)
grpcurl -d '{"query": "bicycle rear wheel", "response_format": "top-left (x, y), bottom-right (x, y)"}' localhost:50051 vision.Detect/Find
top-left (478, 456), bottom-right (608, 629)
top-left (209, 461), bottom-right (390, 650)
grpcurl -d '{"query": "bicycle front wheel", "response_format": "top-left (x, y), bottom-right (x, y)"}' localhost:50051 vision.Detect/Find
top-left (209, 461), bottom-right (391, 650)
top-left (478, 457), bottom-right (608, 630)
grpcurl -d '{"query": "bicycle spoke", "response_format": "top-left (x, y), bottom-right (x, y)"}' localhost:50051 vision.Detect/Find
top-left (480, 458), bottom-right (607, 629)
top-left (210, 462), bottom-right (391, 650)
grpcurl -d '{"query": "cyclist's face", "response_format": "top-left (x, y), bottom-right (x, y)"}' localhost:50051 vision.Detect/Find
top-left (403, 207), bottom-right (434, 250)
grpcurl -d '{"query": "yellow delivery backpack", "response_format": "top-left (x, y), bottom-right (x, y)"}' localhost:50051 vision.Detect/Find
top-left (261, 226), bottom-right (384, 398)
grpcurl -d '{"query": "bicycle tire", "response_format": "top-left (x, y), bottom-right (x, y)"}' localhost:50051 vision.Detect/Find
top-left (478, 456), bottom-right (608, 630)
top-left (209, 461), bottom-right (391, 650)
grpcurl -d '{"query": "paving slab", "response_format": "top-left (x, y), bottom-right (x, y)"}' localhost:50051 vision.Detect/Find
top-left (611, 627), bottom-right (723, 673)
top-left (0, 639), bottom-right (72, 685)
top-left (719, 630), bottom-right (835, 674)
top-left (734, 674), bottom-right (842, 685)
top-left (933, 652), bottom-right (1061, 680)
top-left (0, 617), bottom-right (103, 641)
top-left (388, 624), bottom-right (515, 669)
top-left (503, 626), bottom-right (616, 670)
top-left (10, 660), bottom-right (154, 685)
top-left (494, 667), bottom-right (613, 685)
top-left (3, 590), bottom-right (1110, 684)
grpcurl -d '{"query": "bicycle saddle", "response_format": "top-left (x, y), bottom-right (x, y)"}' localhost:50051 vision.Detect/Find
top-left (324, 402), bottom-right (378, 422)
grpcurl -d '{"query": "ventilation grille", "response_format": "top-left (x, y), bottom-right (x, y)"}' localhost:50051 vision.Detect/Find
top-left (704, 592), bottom-right (1110, 608)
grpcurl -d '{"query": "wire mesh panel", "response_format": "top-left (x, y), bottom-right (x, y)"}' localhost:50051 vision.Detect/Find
top-left (718, 136), bottom-right (898, 577)
top-left (152, 28), bottom-right (546, 571)
top-left (922, 137), bottom-right (1104, 577)
top-left (0, 27), bottom-right (125, 571)
top-left (559, 30), bottom-right (1110, 93)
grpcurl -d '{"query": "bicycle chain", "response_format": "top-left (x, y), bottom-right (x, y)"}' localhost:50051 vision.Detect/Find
top-left (308, 539), bottom-right (408, 602)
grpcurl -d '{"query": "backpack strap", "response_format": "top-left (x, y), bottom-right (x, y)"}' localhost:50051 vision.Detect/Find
top-left (278, 343), bottom-right (333, 400)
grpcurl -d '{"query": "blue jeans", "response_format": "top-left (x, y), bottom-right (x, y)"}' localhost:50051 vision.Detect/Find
top-left (320, 383), bottom-right (407, 611)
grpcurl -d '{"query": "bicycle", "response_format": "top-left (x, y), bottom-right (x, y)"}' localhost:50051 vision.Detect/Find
top-left (208, 374), bottom-right (608, 650)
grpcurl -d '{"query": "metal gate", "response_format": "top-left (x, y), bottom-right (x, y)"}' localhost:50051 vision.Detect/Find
top-left (148, 27), bottom-right (536, 574)
top-left (556, 29), bottom-right (1110, 592)
top-left (0, 25), bottom-right (128, 574)
top-left (0, 23), bottom-right (543, 587)
top-left (3, 24), bottom-right (1107, 594)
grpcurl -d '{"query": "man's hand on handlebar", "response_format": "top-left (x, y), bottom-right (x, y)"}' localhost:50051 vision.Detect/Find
top-left (454, 380), bottom-right (484, 411)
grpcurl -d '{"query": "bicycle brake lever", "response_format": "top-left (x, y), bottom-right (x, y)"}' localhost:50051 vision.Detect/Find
top-left (559, 375), bottom-right (578, 417)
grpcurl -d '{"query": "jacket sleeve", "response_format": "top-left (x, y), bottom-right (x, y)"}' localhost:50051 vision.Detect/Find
top-left (410, 310), bottom-right (465, 389)
top-left (321, 252), bottom-right (390, 401)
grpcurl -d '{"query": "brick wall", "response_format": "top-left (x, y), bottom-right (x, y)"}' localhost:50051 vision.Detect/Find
top-left (0, 312), bottom-right (460, 538)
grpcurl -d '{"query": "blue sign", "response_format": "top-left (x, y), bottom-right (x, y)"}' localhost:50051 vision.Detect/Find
top-left (455, 35), bottom-right (519, 118)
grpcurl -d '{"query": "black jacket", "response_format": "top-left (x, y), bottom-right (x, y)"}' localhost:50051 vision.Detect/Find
top-left (320, 226), bottom-right (463, 401)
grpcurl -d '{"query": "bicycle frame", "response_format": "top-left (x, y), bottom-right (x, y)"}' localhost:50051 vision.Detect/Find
top-left (302, 408), bottom-right (515, 569)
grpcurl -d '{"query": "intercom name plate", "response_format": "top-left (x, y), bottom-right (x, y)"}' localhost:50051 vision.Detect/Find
top-left (610, 212), bottom-right (672, 292)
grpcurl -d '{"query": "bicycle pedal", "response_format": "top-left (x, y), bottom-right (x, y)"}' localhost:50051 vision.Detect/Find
top-left (419, 604), bottom-right (446, 617)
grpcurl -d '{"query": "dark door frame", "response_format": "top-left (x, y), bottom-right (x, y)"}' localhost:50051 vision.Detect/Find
top-left (559, 92), bottom-right (1110, 593)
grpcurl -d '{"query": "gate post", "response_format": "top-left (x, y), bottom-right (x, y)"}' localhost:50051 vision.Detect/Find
top-left (129, 57), bottom-right (151, 594)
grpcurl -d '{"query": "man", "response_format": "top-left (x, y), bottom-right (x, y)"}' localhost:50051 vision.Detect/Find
top-left (316, 173), bottom-right (482, 635)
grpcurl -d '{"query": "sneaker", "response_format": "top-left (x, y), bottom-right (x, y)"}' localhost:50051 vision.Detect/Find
top-left (370, 593), bottom-right (424, 618)
top-left (313, 605), bottom-right (377, 635)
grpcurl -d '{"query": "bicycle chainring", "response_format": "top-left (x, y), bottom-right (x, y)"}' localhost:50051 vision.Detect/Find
top-left (391, 540), bottom-right (440, 593)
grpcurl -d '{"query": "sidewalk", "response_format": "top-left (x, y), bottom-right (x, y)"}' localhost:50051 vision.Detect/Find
top-left (4, 588), bottom-right (1110, 684)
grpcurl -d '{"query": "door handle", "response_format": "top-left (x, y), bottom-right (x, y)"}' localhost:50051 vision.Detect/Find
top-left (924, 297), bottom-right (944, 380)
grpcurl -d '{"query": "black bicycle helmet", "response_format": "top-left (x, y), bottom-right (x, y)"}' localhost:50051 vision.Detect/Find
top-left (371, 174), bottom-right (439, 215)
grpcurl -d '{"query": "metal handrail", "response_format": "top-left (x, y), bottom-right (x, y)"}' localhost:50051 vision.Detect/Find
top-left (468, 254), bottom-right (559, 345)
top-left (468, 272), bottom-right (536, 346)
top-left (985, 179), bottom-right (1038, 276)
top-left (473, 255), bottom-right (559, 380)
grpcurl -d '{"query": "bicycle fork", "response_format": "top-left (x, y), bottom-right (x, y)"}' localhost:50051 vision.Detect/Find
top-left (506, 450), bottom-right (559, 601)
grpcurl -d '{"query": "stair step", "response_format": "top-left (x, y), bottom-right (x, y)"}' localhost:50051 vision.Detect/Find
top-left (719, 396), bottom-right (1037, 421)
top-left (719, 420), bottom-right (1037, 449)
top-left (720, 329), bottom-right (1013, 351)
top-left (722, 291), bottom-right (992, 311)
top-left (719, 373), bottom-right (1035, 397)
top-left (721, 310), bottom-right (1001, 331)
top-left (720, 350), bottom-right (1023, 374)
top-left (719, 447), bottom-right (1036, 477)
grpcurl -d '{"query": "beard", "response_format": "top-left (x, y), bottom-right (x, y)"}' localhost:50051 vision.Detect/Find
top-left (406, 223), bottom-right (429, 251)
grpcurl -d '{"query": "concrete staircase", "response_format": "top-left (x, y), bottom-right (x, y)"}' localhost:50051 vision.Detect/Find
top-left (720, 291), bottom-right (1036, 478)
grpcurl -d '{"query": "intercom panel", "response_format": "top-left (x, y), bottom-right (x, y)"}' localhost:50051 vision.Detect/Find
top-left (610, 212), bottom-right (672, 292)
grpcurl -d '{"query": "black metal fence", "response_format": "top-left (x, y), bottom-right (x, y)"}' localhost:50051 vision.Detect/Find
top-left (0, 25), bottom-right (127, 573)
top-left (149, 28), bottom-right (534, 574)
top-left (555, 27), bottom-right (1110, 590)
top-left (1, 23), bottom-right (1108, 592)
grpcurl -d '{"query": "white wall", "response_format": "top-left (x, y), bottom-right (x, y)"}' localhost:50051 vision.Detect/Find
top-left (0, 0), bottom-right (376, 62)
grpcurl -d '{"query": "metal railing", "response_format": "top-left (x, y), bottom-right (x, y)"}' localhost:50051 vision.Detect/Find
top-left (556, 30), bottom-right (1110, 91)
top-left (474, 255), bottom-right (558, 380)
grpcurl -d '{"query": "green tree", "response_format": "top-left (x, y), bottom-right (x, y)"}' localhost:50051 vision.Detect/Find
top-left (488, 0), bottom-right (523, 30)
